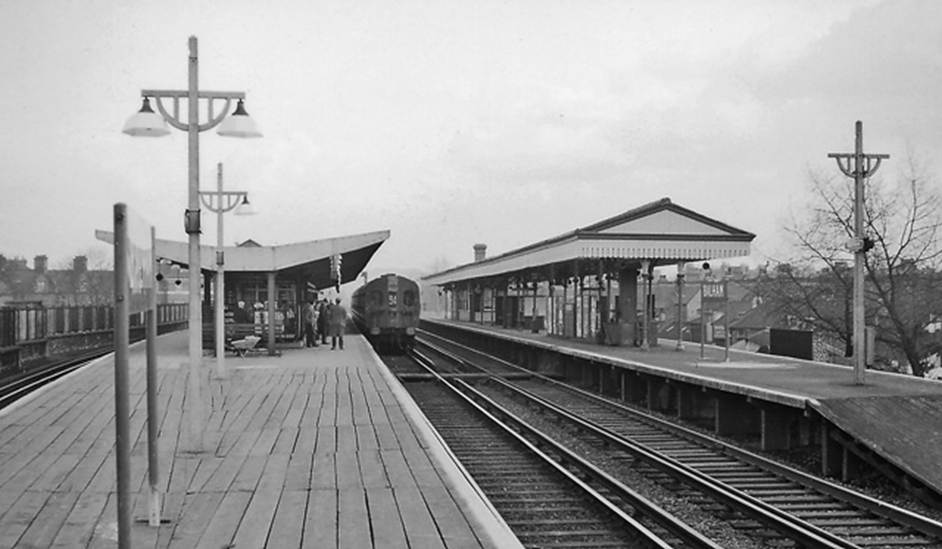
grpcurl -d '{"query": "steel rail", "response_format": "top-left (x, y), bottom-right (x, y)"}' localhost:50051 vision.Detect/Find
top-left (409, 349), bottom-right (716, 548)
top-left (0, 349), bottom-right (109, 409)
top-left (488, 375), bottom-right (857, 549)
top-left (418, 330), bottom-right (942, 545)
top-left (418, 337), bottom-right (852, 548)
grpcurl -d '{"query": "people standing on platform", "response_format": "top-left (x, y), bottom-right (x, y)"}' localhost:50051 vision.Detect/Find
top-left (317, 298), bottom-right (329, 345)
top-left (303, 300), bottom-right (318, 347)
top-left (285, 302), bottom-right (296, 337)
top-left (274, 302), bottom-right (286, 339)
top-left (329, 297), bottom-right (347, 350)
top-left (234, 300), bottom-right (251, 323)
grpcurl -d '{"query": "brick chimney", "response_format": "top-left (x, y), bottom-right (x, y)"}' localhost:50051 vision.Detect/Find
top-left (473, 243), bottom-right (487, 262)
top-left (73, 255), bottom-right (88, 274)
top-left (34, 255), bottom-right (47, 273)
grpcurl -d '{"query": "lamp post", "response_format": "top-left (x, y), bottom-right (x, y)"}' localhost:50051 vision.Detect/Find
top-left (828, 121), bottom-right (888, 385)
top-left (200, 162), bottom-right (254, 380)
top-left (123, 36), bottom-right (261, 451)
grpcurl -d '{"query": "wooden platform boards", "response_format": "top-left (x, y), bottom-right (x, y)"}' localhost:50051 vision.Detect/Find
top-left (424, 318), bottom-right (942, 496)
top-left (0, 329), bottom-right (519, 548)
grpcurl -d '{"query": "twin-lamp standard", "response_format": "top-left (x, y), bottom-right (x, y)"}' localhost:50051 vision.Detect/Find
top-left (200, 163), bottom-right (254, 380)
top-left (122, 36), bottom-right (262, 450)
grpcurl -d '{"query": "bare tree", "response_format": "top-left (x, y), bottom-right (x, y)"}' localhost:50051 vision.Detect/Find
top-left (755, 262), bottom-right (853, 358)
top-left (767, 155), bottom-right (942, 376)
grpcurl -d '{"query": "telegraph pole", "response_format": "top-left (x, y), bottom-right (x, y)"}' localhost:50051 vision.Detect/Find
top-left (828, 121), bottom-right (888, 384)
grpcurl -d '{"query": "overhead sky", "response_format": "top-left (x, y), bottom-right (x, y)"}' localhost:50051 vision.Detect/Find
top-left (2, 0), bottom-right (940, 274)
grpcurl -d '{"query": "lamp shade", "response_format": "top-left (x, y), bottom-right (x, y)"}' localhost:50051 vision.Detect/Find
top-left (234, 195), bottom-right (257, 216)
top-left (122, 98), bottom-right (170, 137)
top-left (217, 99), bottom-right (262, 138)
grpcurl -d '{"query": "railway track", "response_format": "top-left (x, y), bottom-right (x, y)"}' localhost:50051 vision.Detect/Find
top-left (415, 331), bottom-right (942, 548)
top-left (401, 350), bottom-right (724, 548)
top-left (0, 349), bottom-right (108, 410)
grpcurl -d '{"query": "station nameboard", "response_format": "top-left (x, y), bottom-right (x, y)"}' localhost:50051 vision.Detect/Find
top-left (701, 281), bottom-right (727, 308)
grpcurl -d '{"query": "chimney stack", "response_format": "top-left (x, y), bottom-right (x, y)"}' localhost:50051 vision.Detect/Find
top-left (34, 255), bottom-right (48, 273)
top-left (473, 243), bottom-right (487, 262)
top-left (73, 255), bottom-right (88, 274)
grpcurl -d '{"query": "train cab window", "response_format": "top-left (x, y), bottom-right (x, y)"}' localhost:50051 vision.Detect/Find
top-left (403, 290), bottom-right (415, 307)
top-left (369, 291), bottom-right (383, 306)
top-left (387, 292), bottom-right (398, 308)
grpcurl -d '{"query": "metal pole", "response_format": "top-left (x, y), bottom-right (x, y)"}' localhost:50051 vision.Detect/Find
top-left (724, 280), bottom-right (730, 362)
top-left (267, 271), bottom-right (276, 354)
top-left (215, 163), bottom-right (226, 378)
top-left (699, 281), bottom-right (705, 361)
top-left (186, 36), bottom-right (204, 451)
top-left (113, 204), bottom-right (131, 548)
top-left (852, 121), bottom-right (865, 385)
top-left (640, 260), bottom-right (650, 351)
top-left (828, 121), bottom-right (887, 385)
top-left (532, 280), bottom-right (537, 332)
top-left (675, 263), bottom-right (685, 351)
top-left (146, 227), bottom-right (161, 526)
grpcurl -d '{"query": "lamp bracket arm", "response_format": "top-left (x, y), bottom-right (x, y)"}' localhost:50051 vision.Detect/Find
top-left (863, 157), bottom-right (885, 178)
top-left (198, 190), bottom-right (247, 213)
top-left (221, 192), bottom-right (244, 212)
top-left (143, 90), bottom-right (245, 100)
top-left (199, 194), bottom-right (215, 210)
top-left (198, 98), bottom-right (232, 132)
top-left (827, 153), bottom-right (855, 178)
top-left (152, 97), bottom-right (189, 131)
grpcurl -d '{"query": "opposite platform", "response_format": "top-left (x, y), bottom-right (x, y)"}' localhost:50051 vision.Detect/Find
top-left (0, 329), bottom-right (520, 548)
top-left (423, 317), bottom-right (942, 498)
top-left (423, 317), bottom-right (942, 406)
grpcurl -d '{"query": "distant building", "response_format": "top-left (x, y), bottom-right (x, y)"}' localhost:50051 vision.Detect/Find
top-left (0, 255), bottom-right (112, 307)
top-left (0, 254), bottom-right (192, 308)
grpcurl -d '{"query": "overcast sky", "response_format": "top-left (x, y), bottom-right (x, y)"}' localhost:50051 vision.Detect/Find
top-left (2, 0), bottom-right (940, 274)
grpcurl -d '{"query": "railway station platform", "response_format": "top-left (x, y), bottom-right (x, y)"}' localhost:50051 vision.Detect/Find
top-left (0, 329), bottom-right (520, 548)
top-left (421, 317), bottom-right (942, 501)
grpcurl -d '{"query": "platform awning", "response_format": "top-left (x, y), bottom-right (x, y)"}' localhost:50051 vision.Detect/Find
top-left (423, 198), bottom-right (754, 286)
top-left (95, 229), bottom-right (390, 289)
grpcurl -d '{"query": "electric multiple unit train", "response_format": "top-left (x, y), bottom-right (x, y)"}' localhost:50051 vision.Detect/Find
top-left (351, 273), bottom-right (420, 352)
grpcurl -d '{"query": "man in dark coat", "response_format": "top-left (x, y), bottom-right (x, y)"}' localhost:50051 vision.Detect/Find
top-left (329, 298), bottom-right (347, 350)
top-left (317, 299), bottom-right (329, 344)
top-left (303, 300), bottom-right (318, 347)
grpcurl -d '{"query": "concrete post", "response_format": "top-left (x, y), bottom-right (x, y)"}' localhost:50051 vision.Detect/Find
top-left (267, 272), bottom-right (276, 354)
top-left (617, 266), bottom-right (639, 345)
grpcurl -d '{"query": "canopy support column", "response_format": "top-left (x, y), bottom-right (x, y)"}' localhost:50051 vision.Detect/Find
top-left (617, 265), bottom-right (639, 346)
top-left (267, 271), bottom-right (276, 355)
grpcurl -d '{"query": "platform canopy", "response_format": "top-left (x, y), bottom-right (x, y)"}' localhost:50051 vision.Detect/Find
top-left (424, 198), bottom-right (754, 286)
top-left (95, 229), bottom-right (389, 289)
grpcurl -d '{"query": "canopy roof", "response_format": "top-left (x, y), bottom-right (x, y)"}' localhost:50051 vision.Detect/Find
top-left (95, 229), bottom-right (389, 288)
top-left (424, 198), bottom-right (754, 286)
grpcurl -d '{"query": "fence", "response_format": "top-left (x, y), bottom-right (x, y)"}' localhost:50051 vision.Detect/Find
top-left (0, 302), bottom-right (187, 346)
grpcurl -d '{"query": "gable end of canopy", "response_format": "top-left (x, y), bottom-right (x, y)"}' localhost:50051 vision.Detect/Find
top-left (423, 198), bottom-right (754, 287)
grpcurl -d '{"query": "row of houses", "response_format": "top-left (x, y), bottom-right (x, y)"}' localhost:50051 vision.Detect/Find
top-left (0, 254), bottom-right (186, 307)
top-left (651, 275), bottom-right (849, 363)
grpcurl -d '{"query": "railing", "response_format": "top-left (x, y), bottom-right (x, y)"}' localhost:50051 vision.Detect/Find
top-left (0, 308), bottom-right (15, 348)
top-left (0, 302), bottom-right (188, 346)
top-left (0, 302), bottom-right (188, 374)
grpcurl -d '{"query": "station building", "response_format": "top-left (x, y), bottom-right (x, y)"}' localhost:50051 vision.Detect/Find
top-left (423, 198), bottom-right (754, 347)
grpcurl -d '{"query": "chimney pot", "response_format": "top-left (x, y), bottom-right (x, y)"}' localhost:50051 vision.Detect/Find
top-left (73, 255), bottom-right (88, 273)
top-left (34, 255), bottom-right (48, 273)
top-left (473, 243), bottom-right (487, 262)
